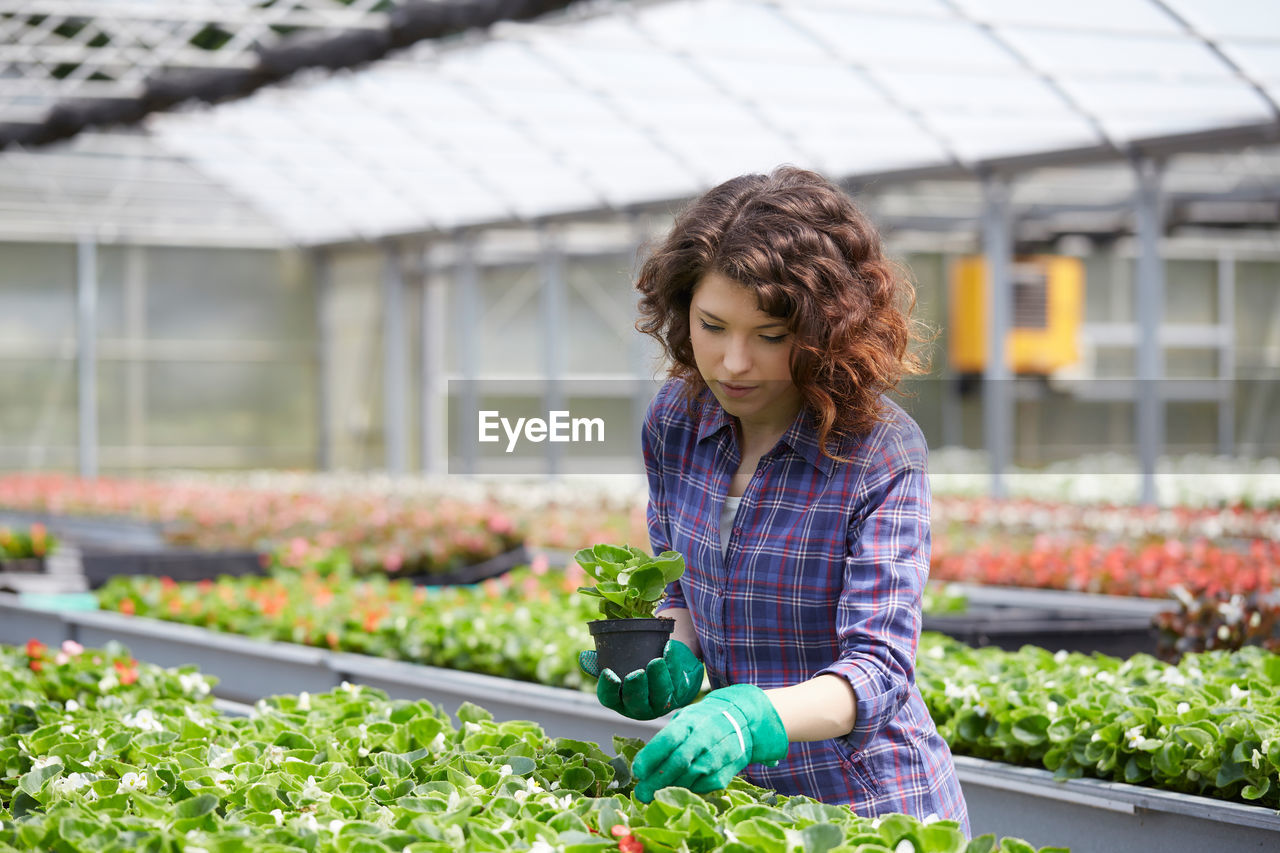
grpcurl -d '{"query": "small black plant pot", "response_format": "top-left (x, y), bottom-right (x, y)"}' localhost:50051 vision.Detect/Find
top-left (588, 617), bottom-right (675, 677)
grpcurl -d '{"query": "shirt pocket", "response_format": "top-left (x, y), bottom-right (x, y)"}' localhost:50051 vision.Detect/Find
top-left (832, 736), bottom-right (887, 813)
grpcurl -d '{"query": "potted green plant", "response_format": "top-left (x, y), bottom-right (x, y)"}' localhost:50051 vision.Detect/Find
top-left (575, 543), bottom-right (686, 677)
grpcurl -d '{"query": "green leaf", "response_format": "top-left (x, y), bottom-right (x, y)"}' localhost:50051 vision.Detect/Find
top-left (175, 793), bottom-right (219, 819)
top-left (19, 764), bottom-right (61, 796)
top-left (964, 834), bottom-right (998, 853)
top-left (799, 823), bottom-right (844, 852)
top-left (1010, 713), bottom-right (1049, 746)
top-left (559, 767), bottom-right (596, 792)
top-left (455, 703), bottom-right (492, 725)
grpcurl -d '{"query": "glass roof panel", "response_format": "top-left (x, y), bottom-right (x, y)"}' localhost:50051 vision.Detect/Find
top-left (1001, 27), bottom-right (1235, 78)
top-left (957, 0), bottom-right (1182, 34)
top-left (782, 6), bottom-right (1022, 71)
top-left (1061, 78), bottom-right (1275, 139)
top-left (1161, 0), bottom-right (1280, 40)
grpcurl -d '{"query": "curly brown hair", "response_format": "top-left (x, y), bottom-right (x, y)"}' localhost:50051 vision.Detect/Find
top-left (636, 165), bottom-right (927, 458)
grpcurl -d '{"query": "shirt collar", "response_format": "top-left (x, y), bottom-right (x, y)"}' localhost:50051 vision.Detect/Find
top-left (694, 390), bottom-right (840, 477)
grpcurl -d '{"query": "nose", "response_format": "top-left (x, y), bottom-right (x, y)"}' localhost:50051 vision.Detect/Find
top-left (722, 334), bottom-right (752, 376)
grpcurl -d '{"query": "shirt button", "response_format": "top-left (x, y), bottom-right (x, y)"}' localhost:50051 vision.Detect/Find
top-left (732, 526), bottom-right (742, 536)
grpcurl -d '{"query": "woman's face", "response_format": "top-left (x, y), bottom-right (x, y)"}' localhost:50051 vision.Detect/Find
top-left (689, 270), bottom-right (802, 430)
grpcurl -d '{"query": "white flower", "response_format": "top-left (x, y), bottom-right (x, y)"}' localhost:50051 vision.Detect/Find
top-left (429, 733), bottom-right (446, 752)
top-left (498, 818), bottom-right (514, 832)
top-left (529, 842), bottom-right (557, 853)
top-left (1230, 684), bottom-right (1251, 702)
top-left (51, 772), bottom-right (94, 795)
top-left (269, 808), bottom-right (284, 826)
top-left (1176, 702), bottom-right (1190, 714)
top-left (513, 789), bottom-right (530, 804)
top-left (1218, 596), bottom-right (1245, 625)
top-left (65, 699), bottom-right (80, 712)
top-left (298, 692), bottom-right (311, 711)
top-left (179, 673), bottom-right (211, 697)
top-left (328, 820), bottom-right (345, 833)
top-left (97, 672), bottom-right (119, 692)
top-left (357, 747), bottom-right (369, 758)
top-left (211, 771), bottom-right (233, 788)
top-left (1046, 701), bottom-right (1059, 715)
top-left (122, 709), bottom-right (163, 733)
top-left (1053, 649), bottom-right (1069, 663)
top-left (1090, 732), bottom-right (1103, 743)
top-left (300, 814), bottom-right (319, 832)
top-left (1218, 625), bottom-right (1232, 641)
top-left (1095, 672), bottom-right (1115, 685)
top-left (1159, 669), bottom-right (1187, 687)
top-left (210, 748), bottom-right (235, 769)
top-left (1125, 726), bottom-right (1145, 748)
top-left (302, 776), bottom-right (330, 802)
top-left (895, 841), bottom-right (917, 853)
top-left (499, 764), bottom-right (513, 778)
top-left (921, 813), bottom-right (940, 824)
top-left (32, 755), bottom-right (62, 771)
top-left (264, 745), bottom-right (285, 765)
top-left (120, 772), bottom-right (147, 792)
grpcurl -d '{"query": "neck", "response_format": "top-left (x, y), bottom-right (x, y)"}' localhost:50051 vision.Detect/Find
top-left (736, 408), bottom-right (800, 457)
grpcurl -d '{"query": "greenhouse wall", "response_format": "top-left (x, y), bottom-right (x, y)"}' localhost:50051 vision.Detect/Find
top-left (0, 241), bottom-right (317, 473)
top-left (2, 237), bottom-right (1277, 474)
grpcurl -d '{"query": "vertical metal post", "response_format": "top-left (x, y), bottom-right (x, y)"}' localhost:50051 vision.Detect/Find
top-left (457, 230), bottom-right (480, 476)
top-left (382, 242), bottom-right (407, 475)
top-left (981, 175), bottom-right (1014, 499)
top-left (629, 214), bottom-right (657, 464)
top-left (1217, 250), bottom-right (1235, 456)
top-left (313, 249), bottom-right (334, 472)
top-left (540, 224), bottom-right (566, 478)
top-left (76, 235), bottom-right (98, 478)
top-left (420, 243), bottom-right (445, 475)
top-left (124, 245), bottom-right (147, 471)
top-left (1133, 157), bottom-right (1165, 506)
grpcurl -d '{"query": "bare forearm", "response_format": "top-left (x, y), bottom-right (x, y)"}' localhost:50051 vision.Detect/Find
top-left (656, 606), bottom-right (700, 658)
top-left (764, 675), bottom-right (857, 742)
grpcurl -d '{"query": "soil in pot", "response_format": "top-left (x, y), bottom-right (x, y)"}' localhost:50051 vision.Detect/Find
top-left (588, 617), bottom-right (675, 677)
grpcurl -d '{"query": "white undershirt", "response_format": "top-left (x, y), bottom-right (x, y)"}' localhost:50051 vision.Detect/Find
top-left (720, 495), bottom-right (742, 558)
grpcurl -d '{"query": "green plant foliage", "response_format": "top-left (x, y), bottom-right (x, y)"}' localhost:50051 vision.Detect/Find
top-left (0, 643), bottom-right (1062, 853)
top-left (917, 633), bottom-right (1280, 808)
top-left (0, 524), bottom-right (56, 559)
top-left (573, 544), bottom-right (686, 620)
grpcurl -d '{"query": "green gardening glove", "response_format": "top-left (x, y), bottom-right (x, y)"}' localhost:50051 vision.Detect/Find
top-left (577, 640), bottom-right (703, 721)
top-left (631, 683), bottom-right (788, 802)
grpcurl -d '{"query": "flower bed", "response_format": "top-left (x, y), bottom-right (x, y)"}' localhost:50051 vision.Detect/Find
top-left (1, 642), bottom-right (1058, 853)
top-left (0, 474), bottom-right (524, 579)
top-left (96, 563), bottom-right (597, 691)
top-left (917, 634), bottom-right (1280, 809)
top-left (93, 569), bottom-right (1280, 810)
top-left (930, 538), bottom-right (1279, 600)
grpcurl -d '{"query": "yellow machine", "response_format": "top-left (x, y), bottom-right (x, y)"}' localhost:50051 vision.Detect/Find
top-left (948, 255), bottom-right (1083, 375)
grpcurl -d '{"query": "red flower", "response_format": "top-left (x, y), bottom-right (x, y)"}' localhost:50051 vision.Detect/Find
top-left (618, 835), bottom-right (643, 853)
top-left (113, 659), bottom-right (139, 685)
top-left (25, 639), bottom-right (46, 658)
top-left (119, 598), bottom-right (136, 616)
top-left (28, 659), bottom-right (43, 672)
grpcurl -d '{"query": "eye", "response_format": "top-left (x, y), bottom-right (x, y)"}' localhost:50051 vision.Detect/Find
top-left (761, 333), bottom-right (789, 344)
top-left (698, 319), bottom-right (723, 333)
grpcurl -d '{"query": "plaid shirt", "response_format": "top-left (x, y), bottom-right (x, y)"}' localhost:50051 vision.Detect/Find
top-left (646, 378), bottom-right (968, 830)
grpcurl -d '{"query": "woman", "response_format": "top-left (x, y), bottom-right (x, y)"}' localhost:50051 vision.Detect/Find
top-left (580, 165), bottom-right (968, 830)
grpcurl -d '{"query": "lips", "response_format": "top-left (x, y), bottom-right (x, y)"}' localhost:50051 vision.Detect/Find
top-left (718, 381), bottom-right (757, 399)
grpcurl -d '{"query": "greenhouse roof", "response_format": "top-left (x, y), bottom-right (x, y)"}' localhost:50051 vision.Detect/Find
top-left (1, 0), bottom-right (1278, 247)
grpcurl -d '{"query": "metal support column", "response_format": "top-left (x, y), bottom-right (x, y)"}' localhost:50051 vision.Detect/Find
top-left (1216, 251), bottom-right (1236, 456)
top-left (124, 245), bottom-right (147, 471)
top-left (382, 242), bottom-right (408, 475)
top-left (1133, 157), bottom-right (1165, 506)
top-left (420, 243), bottom-right (445, 475)
top-left (629, 214), bottom-right (657, 453)
top-left (76, 235), bottom-right (98, 478)
top-left (981, 176), bottom-right (1014, 499)
top-left (457, 231), bottom-right (480, 476)
top-left (312, 249), bottom-right (334, 472)
top-left (539, 224), bottom-right (566, 478)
